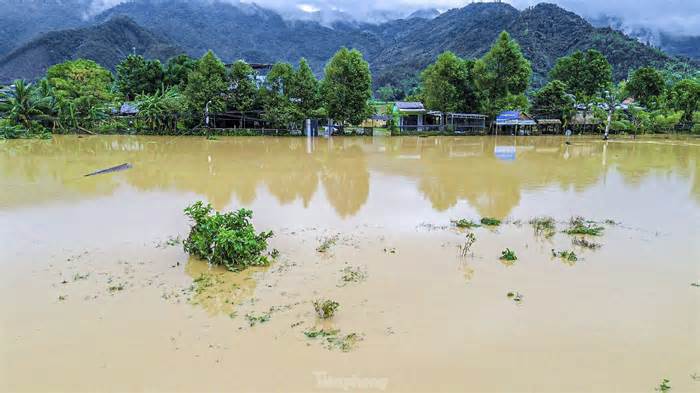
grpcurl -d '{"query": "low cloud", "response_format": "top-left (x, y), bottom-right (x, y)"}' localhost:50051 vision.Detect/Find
top-left (84, 0), bottom-right (700, 36)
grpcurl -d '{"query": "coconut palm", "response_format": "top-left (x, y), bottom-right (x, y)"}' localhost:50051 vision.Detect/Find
top-left (0, 80), bottom-right (50, 129)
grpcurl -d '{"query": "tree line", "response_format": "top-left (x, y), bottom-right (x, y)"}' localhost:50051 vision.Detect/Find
top-left (1, 30), bottom-right (699, 138)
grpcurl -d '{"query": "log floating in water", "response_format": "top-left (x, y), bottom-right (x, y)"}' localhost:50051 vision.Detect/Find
top-left (84, 163), bottom-right (132, 177)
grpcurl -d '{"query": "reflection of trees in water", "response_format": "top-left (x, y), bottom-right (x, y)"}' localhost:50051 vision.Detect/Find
top-left (320, 142), bottom-right (370, 218)
top-left (1, 136), bottom-right (698, 217)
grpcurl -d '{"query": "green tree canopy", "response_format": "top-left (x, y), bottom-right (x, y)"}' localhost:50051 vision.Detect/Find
top-left (261, 62), bottom-right (298, 128)
top-left (627, 67), bottom-right (666, 108)
top-left (320, 47), bottom-right (372, 126)
top-left (421, 51), bottom-right (479, 114)
top-left (116, 54), bottom-right (164, 100)
top-left (46, 59), bottom-right (114, 125)
top-left (184, 50), bottom-right (228, 114)
top-left (549, 49), bottom-right (612, 101)
top-left (667, 78), bottom-right (700, 122)
top-left (530, 80), bottom-right (574, 122)
top-left (228, 60), bottom-right (257, 114)
top-left (164, 54), bottom-right (197, 88)
top-left (473, 31), bottom-right (532, 116)
top-left (288, 58), bottom-right (320, 119)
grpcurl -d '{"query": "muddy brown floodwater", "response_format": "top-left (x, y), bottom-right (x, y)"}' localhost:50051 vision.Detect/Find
top-left (1, 135), bottom-right (699, 392)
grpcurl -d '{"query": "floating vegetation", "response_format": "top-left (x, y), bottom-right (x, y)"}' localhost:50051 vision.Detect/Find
top-left (691, 282), bottom-right (700, 288)
top-left (565, 216), bottom-right (604, 236)
top-left (156, 236), bottom-right (181, 248)
top-left (507, 291), bottom-right (523, 302)
top-left (530, 216), bottom-right (556, 238)
top-left (304, 328), bottom-right (362, 352)
top-left (58, 295), bottom-right (67, 301)
top-left (183, 201), bottom-right (274, 272)
top-left (245, 310), bottom-right (272, 326)
top-left (459, 232), bottom-right (477, 257)
top-left (451, 219), bottom-right (481, 229)
top-left (383, 247), bottom-right (396, 254)
top-left (108, 283), bottom-right (125, 293)
top-left (72, 272), bottom-right (90, 281)
top-left (551, 249), bottom-right (578, 263)
top-left (313, 299), bottom-right (340, 319)
top-left (604, 219), bottom-right (619, 225)
top-left (655, 379), bottom-right (671, 392)
top-left (339, 266), bottom-right (367, 286)
top-left (572, 237), bottom-right (601, 249)
top-left (316, 235), bottom-right (339, 253)
top-left (499, 248), bottom-right (517, 262)
top-left (480, 217), bottom-right (501, 226)
top-left (191, 272), bottom-right (222, 295)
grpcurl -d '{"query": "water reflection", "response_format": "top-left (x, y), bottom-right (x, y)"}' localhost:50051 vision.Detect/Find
top-left (0, 136), bottom-right (697, 218)
top-left (184, 257), bottom-right (267, 316)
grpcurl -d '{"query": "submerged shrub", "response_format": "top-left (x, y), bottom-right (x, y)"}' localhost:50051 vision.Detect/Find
top-left (530, 216), bottom-right (556, 238)
top-left (451, 218), bottom-right (481, 229)
top-left (480, 217), bottom-right (501, 226)
top-left (183, 201), bottom-right (274, 271)
top-left (500, 248), bottom-right (517, 262)
top-left (313, 299), bottom-right (339, 319)
top-left (551, 249), bottom-right (578, 263)
top-left (565, 216), bottom-right (604, 236)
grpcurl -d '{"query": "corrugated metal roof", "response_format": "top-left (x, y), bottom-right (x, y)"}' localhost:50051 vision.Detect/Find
top-left (395, 101), bottom-right (425, 111)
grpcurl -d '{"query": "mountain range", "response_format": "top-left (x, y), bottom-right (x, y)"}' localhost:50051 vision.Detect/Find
top-left (0, 0), bottom-right (697, 90)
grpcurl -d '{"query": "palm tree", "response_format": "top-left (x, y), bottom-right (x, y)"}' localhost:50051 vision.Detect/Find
top-left (0, 80), bottom-right (49, 129)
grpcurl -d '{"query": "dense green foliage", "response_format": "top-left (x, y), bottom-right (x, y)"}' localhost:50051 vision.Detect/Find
top-left (183, 51), bottom-right (228, 114)
top-left (550, 49), bottom-right (612, 100)
top-left (667, 79), bottom-right (700, 122)
top-left (472, 32), bottom-right (532, 116)
top-left (530, 80), bottom-right (574, 122)
top-left (626, 67), bottom-right (666, 108)
top-left (420, 52), bottom-right (478, 114)
top-left (320, 48), bottom-right (373, 126)
top-left (183, 201), bottom-right (274, 272)
top-left (116, 55), bottom-right (164, 100)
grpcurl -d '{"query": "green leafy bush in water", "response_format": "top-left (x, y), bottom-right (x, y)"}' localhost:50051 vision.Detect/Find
top-left (313, 299), bottom-right (339, 319)
top-left (551, 249), bottom-right (578, 263)
top-left (530, 216), bottom-right (556, 238)
top-left (565, 216), bottom-right (604, 236)
top-left (500, 248), bottom-right (517, 262)
top-left (655, 379), bottom-right (671, 392)
top-left (183, 201), bottom-right (274, 271)
top-left (451, 218), bottom-right (481, 229)
top-left (480, 217), bottom-right (501, 226)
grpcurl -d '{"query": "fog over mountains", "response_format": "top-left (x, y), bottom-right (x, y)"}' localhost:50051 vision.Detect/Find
top-left (0, 0), bottom-right (697, 87)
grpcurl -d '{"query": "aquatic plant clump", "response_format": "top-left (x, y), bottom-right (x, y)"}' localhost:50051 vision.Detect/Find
top-left (459, 232), bottom-right (477, 257)
top-left (451, 218), bottom-right (481, 229)
top-left (565, 216), bottom-right (604, 236)
top-left (551, 249), bottom-right (578, 263)
top-left (304, 328), bottom-right (362, 352)
top-left (183, 201), bottom-right (274, 272)
top-left (500, 248), bottom-right (517, 262)
top-left (480, 217), bottom-right (502, 226)
top-left (313, 299), bottom-right (340, 319)
top-left (530, 216), bottom-right (556, 238)
top-left (572, 237), bottom-right (601, 249)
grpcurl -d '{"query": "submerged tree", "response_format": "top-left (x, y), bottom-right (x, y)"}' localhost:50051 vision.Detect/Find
top-left (421, 51), bottom-right (479, 120)
top-left (627, 66), bottom-right (666, 108)
top-left (472, 31), bottom-right (532, 116)
top-left (550, 49), bottom-right (612, 101)
top-left (261, 62), bottom-right (297, 128)
top-left (320, 47), bottom-right (372, 127)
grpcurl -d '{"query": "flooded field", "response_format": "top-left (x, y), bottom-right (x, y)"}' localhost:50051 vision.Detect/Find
top-left (1, 135), bottom-right (699, 392)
